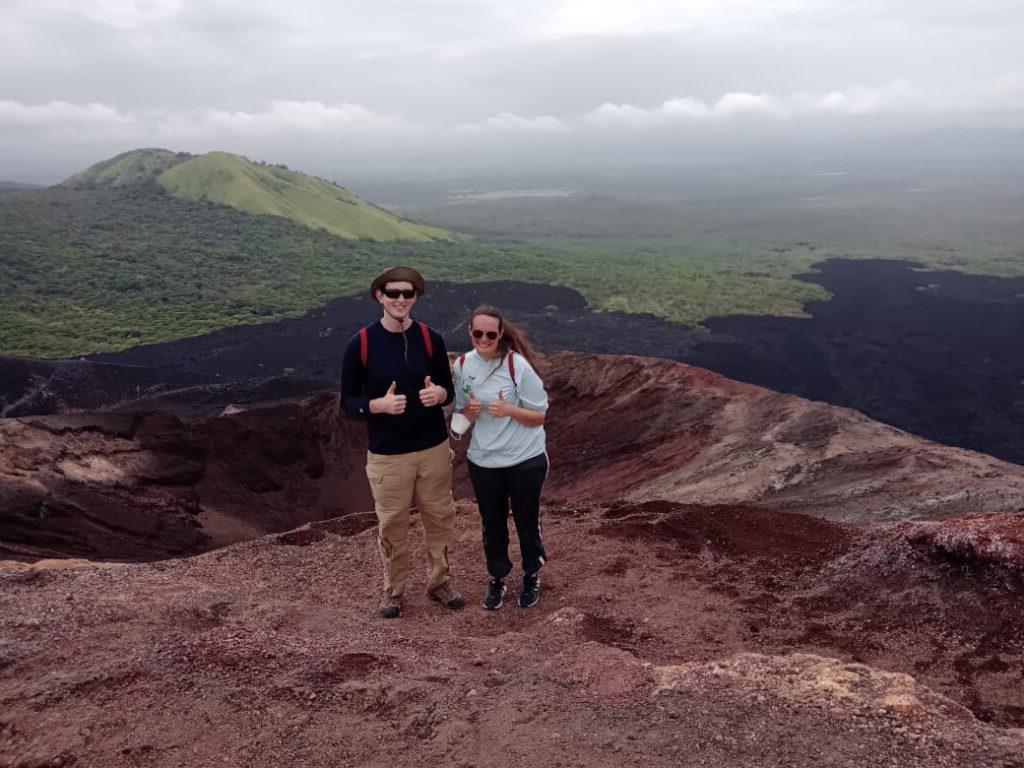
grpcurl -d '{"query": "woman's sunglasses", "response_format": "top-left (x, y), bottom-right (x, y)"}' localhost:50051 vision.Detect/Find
top-left (471, 329), bottom-right (499, 340)
top-left (382, 288), bottom-right (417, 299)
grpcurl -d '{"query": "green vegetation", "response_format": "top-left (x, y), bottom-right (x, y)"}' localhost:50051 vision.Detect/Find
top-left (158, 151), bottom-right (451, 242)
top-left (61, 148), bottom-right (191, 188)
top-left (528, 238), bottom-right (831, 321)
top-left (0, 186), bottom-right (458, 357)
top-left (4, 155), bottom-right (1024, 359)
top-left (0, 186), bottom-right (838, 357)
top-left (411, 174), bottom-right (1024, 281)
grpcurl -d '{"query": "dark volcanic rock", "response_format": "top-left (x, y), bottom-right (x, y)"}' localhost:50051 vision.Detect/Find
top-left (2, 262), bottom-right (1024, 464)
top-left (694, 259), bottom-right (1024, 465)
top-left (0, 281), bottom-right (716, 421)
top-left (0, 355), bottom-right (207, 416)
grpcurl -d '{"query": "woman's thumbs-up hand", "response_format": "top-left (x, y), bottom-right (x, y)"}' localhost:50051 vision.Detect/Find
top-left (487, 389), bottom-right (514, 418)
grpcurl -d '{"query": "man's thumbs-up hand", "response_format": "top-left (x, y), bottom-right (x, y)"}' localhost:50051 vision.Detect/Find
top-left (488, 388), bottom-right (513, 418)
top-left (419, 374), bottom-right (444, 407)
top-left (371, 381), bottom-right (406, 415)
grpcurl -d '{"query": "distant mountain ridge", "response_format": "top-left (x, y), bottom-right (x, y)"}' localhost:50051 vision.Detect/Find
top-left (60, 148), bottom-right (192, 188)
top-left (60, 148), bottom-right (450, 241)
top-left (0, 181), bottom-right (44, 190)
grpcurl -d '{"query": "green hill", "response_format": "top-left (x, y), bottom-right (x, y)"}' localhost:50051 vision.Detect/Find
top-left (157, 151), bottom-right (450, 241)
top-left (61, 148), bottom-right (192, 188)
top-left (60, 148), bottom-right (451, 241)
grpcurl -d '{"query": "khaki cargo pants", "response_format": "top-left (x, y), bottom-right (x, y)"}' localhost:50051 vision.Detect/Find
top-left (365, 440), bottom-right (455, 597)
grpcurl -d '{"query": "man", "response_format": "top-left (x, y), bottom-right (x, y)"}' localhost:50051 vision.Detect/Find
top-left (340, 266), bottom-right (465, 618)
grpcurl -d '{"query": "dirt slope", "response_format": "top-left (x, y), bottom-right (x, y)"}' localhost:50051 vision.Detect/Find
top-left (0, 503), bottom-right (1021, 767)
top-left (0, 394), bottom-right (371, 561)
top-left (539, 353), bottom-right (1024, 522)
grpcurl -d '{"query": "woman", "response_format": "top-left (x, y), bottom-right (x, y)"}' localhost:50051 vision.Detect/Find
top-left (453, 305), bottom-right (549, 610)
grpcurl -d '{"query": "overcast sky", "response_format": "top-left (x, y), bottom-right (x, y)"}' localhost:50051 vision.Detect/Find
top-left (1, 0), bottom-right (1023, 183)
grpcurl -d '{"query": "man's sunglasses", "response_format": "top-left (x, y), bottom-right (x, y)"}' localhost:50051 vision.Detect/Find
top-left (382, 288), bottom-right (417, 299)
top-left (471, 329), bottom-right (499, 340)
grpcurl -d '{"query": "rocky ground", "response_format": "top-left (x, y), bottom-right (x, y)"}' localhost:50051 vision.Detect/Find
top-left (3, 349), bottom-right (1023, 766)
top-left (1, 502), bottom-right (1022, 767)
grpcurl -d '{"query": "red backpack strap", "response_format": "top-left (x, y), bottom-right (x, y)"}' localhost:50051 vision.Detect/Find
top-left (419, 322), bottom-right (433, 358)
top-left (507, 352), bottom-right (516, 384)
top-left (359, 326), bottom-right (368, 367)
top-left (458, 354), bottom-right (465, 369)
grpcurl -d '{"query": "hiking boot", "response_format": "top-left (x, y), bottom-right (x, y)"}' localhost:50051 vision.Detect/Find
top-left (378, 592), bottom-right (404, 619)
top-left (482, 578), bottom-right (506, 610)
top-left (428, 581), bottom-right (466, 610)
top-left (519, 574), bottom-right (540, 608)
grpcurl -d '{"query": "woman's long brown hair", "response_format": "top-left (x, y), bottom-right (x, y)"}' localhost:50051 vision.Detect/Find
top-left (470, 305), bottom-right (538, 370)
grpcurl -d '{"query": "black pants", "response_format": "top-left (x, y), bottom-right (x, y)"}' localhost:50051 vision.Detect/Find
top-left (467, 452), bottom-right (548, 579)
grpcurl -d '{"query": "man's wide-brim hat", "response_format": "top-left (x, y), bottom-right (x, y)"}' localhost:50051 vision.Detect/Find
top-left (370, 266), bottom-right (425, 300)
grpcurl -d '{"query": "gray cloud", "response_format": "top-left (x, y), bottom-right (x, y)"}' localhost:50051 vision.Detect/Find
top-left (1, 0), bottom-right (1022, 182)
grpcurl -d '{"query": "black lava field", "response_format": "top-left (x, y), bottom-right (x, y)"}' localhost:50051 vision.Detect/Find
top-left (3, 259), bottom-right (1023, 465)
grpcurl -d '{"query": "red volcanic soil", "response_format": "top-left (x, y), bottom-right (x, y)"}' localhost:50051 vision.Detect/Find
top-left (0, 394), bottom-right (372, 561)
top-left (2, 351), bottom-right (1024, 766)
top-left (4, 352), bottom-right (1024, 562)
top-left (522, 353), bottom-right (1024, 523)
top-left (0, 502), bottom-right (1022, 767)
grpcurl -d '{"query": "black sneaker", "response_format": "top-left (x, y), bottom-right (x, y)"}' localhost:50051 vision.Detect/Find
top-left (482, 579), bottom-right (506, 610)
top-left (519, 574), bottom-right (540, 608)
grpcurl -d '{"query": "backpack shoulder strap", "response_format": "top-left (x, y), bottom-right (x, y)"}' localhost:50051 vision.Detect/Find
top-left (361, 323), bottom-right (433, 367)
top-left (419, 322), bottom-right (433, 358)
top-left (458, 353), bottom-right (466, 370)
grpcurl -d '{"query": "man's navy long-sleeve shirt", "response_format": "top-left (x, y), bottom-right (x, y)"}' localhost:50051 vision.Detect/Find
top-left (340, 320), bottom-right (455, 455)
